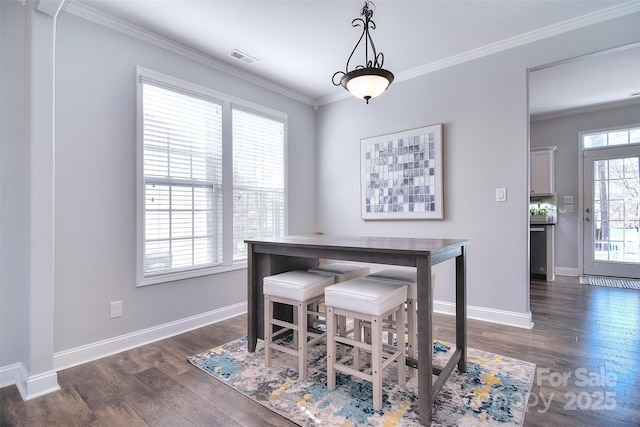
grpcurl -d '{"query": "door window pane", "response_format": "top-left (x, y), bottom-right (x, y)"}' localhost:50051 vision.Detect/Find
top-left (592, 157), bottom-right (640, 262)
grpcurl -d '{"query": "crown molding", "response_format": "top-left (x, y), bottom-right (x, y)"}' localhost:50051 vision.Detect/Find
top-left (396, 1), bottom-right (640, 84)
top-left (61, 2), bottom-right (316, 107)
top-left (63, 1), bottom-right (639, 108)
top-left (318, 1), bottom-right (640, 106)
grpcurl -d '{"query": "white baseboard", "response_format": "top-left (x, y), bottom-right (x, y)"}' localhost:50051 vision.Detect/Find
top-left (0, 362), bottom-right (28, 389)
top-left (434, 301), bottom-right (534, 329)
top-left (16, 370), bottom-right (60, 400)
top-left (554, 266), bottom-right (580, 276)
top-left (1, 363), bottom-right (60, 400)
top-left (53, 302), bottom-right (247, 371)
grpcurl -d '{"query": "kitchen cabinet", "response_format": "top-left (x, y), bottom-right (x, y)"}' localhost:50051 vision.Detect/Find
top-left (530, 147), bottom-right (555, 195)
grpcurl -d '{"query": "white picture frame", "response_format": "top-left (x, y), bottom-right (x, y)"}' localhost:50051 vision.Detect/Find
top-left (361, 124), bottom-right (443, 220)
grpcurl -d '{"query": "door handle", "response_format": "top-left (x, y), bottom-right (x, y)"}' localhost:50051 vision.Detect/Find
top-left (585, 217), bottom-right (591, 222)
top-left (585, 208), bottom-right (591, 213)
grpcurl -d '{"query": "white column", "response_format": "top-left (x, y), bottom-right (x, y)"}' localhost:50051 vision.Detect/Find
top-left (16, 0), bottom-right (65, 400)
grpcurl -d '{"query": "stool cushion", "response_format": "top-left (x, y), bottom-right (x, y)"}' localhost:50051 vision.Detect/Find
top-left (263, 270), bottom-right (334, 301)
top-left (308, 263), bottom-right (370, 282)
top-left (324, 278), bottom-right (407, 316)
top-left (367, 269), bottom-right (437, 300)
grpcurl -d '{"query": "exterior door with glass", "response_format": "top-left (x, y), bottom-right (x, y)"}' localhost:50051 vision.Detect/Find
top-left (582, 128), bottom-right (640, 278)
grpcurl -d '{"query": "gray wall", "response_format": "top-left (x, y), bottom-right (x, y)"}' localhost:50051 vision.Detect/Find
top-left (316, 12), bottom-right (639, 318)
top-left (531, 103), bottom-right (640, 272)
top-left (52, 12), bottom-right (317, 352)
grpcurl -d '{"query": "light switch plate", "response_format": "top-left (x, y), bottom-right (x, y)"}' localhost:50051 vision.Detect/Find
top-left (496, 187), bottom-right (507, 202)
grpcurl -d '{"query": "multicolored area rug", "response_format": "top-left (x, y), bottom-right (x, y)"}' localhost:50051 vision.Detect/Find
top-left (188, 336), bottom-right (535, 426)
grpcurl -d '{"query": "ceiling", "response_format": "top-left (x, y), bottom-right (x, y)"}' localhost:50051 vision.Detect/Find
top-left (529, 43), bottom-right (640, 118)
top-left (67, 0), bottom-right (640, 113)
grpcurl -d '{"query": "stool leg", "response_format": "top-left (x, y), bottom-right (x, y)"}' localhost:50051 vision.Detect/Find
top-left (326, 306), bottom-right (336, 390)
top-left (362, 322), bottom-right (372, 366)
top-left (352, 318), bottom-right (359, 370)
top-left (397, 304), bottom-right (406, 386)
top-left (264, 295), bottom-right (272, 367)
top-left (407, 298), bottom-right (417, 377)
top-left (338, 315), bottom-right (347, 358)
top-left (308, 300), bottom-right (319, 330)
top-left (291, 304), bottom-right (298, 352)
top-left (371, 315), bottom-right (383, 412)
top-left (297, 301), bottom-right (307, 381)
top-left (387, 312), bottom-right (395, 346)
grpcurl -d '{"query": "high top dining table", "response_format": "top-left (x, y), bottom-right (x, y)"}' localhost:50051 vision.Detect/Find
top-left (245, 235), bottom-right (469, 426)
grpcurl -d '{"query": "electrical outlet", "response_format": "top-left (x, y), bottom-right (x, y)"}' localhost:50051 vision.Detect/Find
top-left (110, 301), bottom-right (123, 318)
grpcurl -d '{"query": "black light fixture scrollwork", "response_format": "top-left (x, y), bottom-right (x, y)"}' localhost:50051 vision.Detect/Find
top-left (332, 1), bottom-right (394, 104)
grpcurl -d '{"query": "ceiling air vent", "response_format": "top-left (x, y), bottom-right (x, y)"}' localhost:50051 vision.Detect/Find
top-left (229, 50), bottom-right (257, 64)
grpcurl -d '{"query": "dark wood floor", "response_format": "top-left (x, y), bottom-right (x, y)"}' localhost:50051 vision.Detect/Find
top-left (2, 276), bottom-right (639, 426)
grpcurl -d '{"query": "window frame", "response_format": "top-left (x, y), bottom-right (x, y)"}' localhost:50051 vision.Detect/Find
top-left (582, 124), bottom-right (640, 150)
top-left (136, 67), bottom-right (288, 286)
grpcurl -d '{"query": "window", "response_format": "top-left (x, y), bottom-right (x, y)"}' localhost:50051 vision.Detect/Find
top-left (232, 108), bottom-right (285, 261)
top-left (583, 126), bottom-right (640, 149)
top-left (137, 68), bottom-right (286, 286)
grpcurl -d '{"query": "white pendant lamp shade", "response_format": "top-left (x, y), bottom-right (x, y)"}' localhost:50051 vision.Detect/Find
top-left (342, 68), bottom-right (394, 102)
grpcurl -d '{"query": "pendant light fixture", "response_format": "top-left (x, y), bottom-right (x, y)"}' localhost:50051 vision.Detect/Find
top-left (332, 1), bottom-right (394, 104)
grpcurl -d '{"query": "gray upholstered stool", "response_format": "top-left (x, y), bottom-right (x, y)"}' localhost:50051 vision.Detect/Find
top-left (263, 270), bottom-right (335, 380)
top-left (324, 278), bottom-right (407, 411)
top-left (366, 269), bottom-right (435, 369)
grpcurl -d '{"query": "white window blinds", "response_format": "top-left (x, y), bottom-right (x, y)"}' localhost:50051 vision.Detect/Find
top-left (232, 107), bottom-right (285, 261)
top-left (142, 83), bottom-right (223, 276)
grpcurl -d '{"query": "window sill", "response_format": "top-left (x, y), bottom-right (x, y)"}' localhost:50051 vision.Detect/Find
top-left (137, 262), bottom-right (248, 287)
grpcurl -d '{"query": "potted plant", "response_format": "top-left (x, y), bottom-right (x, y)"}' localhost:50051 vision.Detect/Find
top-left (530, 207), bottom-right (548, 222)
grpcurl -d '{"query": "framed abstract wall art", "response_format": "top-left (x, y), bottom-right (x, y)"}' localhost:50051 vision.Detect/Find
top-left (361, 124), bottom-right (443, 220)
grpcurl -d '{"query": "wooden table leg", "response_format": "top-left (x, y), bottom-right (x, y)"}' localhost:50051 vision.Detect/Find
top-left (456, 247), bottom-right (467, 372)
top-left (416, 256), bottom-right (433, 425)
top-left (247, 244), bottom-right (258, 352)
